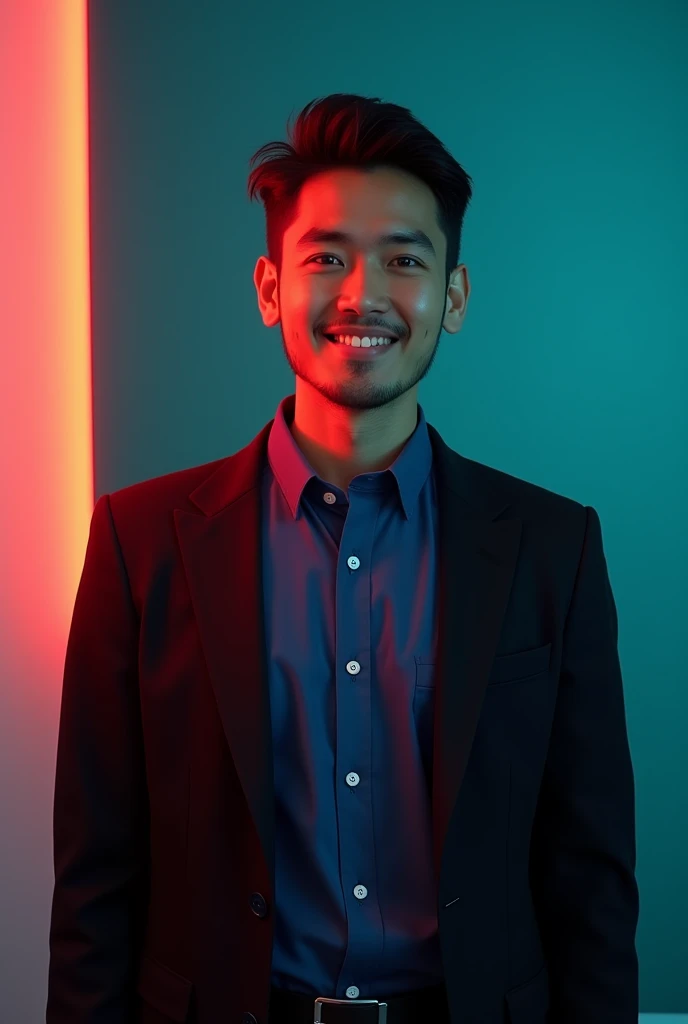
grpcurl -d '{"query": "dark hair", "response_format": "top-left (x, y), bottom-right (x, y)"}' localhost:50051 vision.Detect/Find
top-left (247, 94), bottom-right (473, 291)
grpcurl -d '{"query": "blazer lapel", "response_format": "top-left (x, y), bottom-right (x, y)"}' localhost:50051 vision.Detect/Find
top-left (174, 418), bottom-right (523, 894)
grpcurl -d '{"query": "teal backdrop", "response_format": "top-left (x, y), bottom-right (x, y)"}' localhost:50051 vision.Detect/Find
top-left (87, 0), bottom-right (687, 1015)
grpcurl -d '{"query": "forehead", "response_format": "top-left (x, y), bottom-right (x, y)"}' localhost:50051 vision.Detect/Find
top-left (284, 167), bottom-right (441, 252)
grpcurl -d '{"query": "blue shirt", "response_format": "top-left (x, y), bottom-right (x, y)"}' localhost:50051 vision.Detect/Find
top-left (264, 393), bottom-right (444, 998)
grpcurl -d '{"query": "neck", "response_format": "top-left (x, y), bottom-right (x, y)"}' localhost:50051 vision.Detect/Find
top-left (288, 396), bottom-right (418, 491)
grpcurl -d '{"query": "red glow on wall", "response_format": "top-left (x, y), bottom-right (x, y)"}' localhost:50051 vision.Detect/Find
top-left (0, 1), bottom-right (94, 675)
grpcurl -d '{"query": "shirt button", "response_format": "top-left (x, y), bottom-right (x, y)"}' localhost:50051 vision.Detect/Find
top-left (324, 492), bottom-right (336, 504)
top-left (346, 772), bottom-right (360, 787)
top-left (347, 555), bottom-right (360, 570)
top-left (353, 884), bottom-right (368, 900)
top-left (346, 986), bottom-right (360, 999)
top-left (249, 893), bottom-right (268, 918)
top-left (346, 661), bottom-right (361, 676)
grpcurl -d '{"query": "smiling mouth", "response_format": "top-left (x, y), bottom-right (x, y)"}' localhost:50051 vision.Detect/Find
top-left (322, 332), bottom-right (399, 346)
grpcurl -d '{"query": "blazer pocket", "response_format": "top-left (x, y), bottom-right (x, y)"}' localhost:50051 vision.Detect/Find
top-left (136, 954), bottom-right (193, 1022)
top-left (413, 643), bottom-right (552, 690)
top-left (505, 963), bottom-right (549, 1022)
top-left (488, 642), bottom-right (551, 687)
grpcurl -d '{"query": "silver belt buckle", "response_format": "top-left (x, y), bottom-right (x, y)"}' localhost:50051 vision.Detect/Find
top-left (314, 996), bottom-right (388, 1023)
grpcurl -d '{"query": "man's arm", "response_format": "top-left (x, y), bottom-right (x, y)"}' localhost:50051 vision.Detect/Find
top-left (47, 494), bottom-right (149, 1023)
top-left (530, 504), bottom-right (639, 1023)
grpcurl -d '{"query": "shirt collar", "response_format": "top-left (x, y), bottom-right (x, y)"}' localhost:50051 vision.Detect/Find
top-left (266, 392), bottom-right (434, 521)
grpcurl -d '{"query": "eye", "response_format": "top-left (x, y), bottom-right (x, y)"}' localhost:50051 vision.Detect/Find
top-left (307, 254), bottom-right (423, 268)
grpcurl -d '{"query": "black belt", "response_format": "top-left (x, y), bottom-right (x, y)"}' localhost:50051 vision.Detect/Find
top-left (268, 981), bottom-right (450, 1023)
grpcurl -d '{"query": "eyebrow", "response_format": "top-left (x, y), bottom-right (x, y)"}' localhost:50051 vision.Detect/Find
top-left (295, 226), bottom-right (437, 259)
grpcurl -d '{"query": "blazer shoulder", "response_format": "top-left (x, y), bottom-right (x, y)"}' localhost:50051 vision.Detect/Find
top-left (103, 453), bottom-right (231, 519)
top-left (458, 451), bottom-right (587, 521)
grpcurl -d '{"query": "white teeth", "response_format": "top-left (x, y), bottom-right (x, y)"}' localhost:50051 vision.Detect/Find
top-left (331, 334), bottom-right (393, 347)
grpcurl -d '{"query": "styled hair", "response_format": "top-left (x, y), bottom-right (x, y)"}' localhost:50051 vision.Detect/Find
top-left (247, 93), bottom-right (473, 291)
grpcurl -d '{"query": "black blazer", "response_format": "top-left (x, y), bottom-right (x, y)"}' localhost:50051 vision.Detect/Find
top-left (47, 414), bottom-right (639, 1024)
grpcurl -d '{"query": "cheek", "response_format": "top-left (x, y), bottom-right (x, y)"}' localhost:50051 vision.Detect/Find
top-left (278, 275), bottom-right (314, 309)
top-left (412, 288), bottom-right (439, 317)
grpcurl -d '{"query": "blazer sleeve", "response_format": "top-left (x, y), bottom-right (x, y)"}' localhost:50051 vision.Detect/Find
top-left (47, 493), bottom-right (149, 1024)
top-left (529, 504), bottom-right (640, 1023)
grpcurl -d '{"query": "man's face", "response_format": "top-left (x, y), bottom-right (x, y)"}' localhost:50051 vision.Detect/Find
top-left (254, 165), bottom-right (469, 411)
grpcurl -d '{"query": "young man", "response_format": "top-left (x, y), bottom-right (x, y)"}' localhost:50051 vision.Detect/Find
top-left (47, 95), bottom-right (639, 1024)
